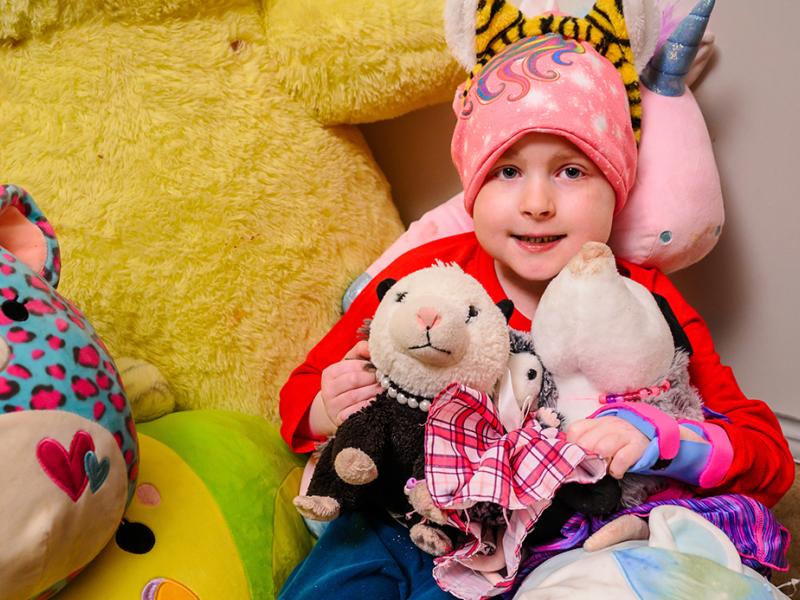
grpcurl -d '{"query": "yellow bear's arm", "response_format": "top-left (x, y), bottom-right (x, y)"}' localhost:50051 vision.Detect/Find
top-left (265, 0), bottom-right (464, 126)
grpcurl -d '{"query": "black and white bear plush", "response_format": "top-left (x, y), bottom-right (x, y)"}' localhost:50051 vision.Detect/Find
top-left (293, 263), bottom-right (515, 555)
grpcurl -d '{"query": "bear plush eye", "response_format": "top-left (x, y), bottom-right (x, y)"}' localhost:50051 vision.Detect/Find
top-left (527, 368), bottom-right (538, 381)
top-left (2, 299), bottom-right (29, 322)
top-left (466, 305), bottom-right (479, 323)
top-left (395, 291), bottom-right (407, 303)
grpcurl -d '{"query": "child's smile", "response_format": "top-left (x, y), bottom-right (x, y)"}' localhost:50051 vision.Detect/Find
top-left (511, 233), bottom-right (566, 253)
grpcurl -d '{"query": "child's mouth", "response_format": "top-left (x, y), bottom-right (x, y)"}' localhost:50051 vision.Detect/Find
top-left (512, 234), bottom-right (566, 253)
top-left (513, 235), bottom-right (565, 244)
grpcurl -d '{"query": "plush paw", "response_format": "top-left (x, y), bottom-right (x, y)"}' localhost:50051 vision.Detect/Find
top-left (293, 495), bottom-right (341, 521)
top-left (536, 407), bottom-right (561, 429)
top-left (117, 357), bottom-right (175, 422)
top-left (407, 480), bottom-right (448, 525)
top-left (334, 447), bottom-right (378, 485)
top-left (410, 523), bottom-right (453, 557)
top-left (583, 514), bottom-right (649, 552)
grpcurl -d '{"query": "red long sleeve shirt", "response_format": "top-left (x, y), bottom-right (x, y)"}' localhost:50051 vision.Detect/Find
top-left (279, 233), bottom-right (794, 507)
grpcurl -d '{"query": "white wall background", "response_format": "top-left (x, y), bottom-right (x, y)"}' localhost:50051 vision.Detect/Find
top-left (360, 1), bottom-right (800, 455)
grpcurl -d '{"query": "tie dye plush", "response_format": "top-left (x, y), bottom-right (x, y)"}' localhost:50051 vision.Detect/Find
top-left (0, 184), bottom-right (137, 600)
top-left (513, 505), bottom-right (788, 599)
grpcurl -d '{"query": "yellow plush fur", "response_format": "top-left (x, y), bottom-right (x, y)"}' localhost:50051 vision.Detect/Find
top-left (2, 0), bottom-right (462, 422)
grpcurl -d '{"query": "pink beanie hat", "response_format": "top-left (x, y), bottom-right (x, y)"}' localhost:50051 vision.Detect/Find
top-left (451, 33), bottom-right (638, 216)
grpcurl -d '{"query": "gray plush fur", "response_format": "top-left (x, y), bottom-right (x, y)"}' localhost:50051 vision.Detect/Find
top-left (619, 349), bottom-right (703, 508)
top-left (505, 340), bottom-right (702, 509)
top-left (508, 327), bottom-right (559, 414)
top-left (639, 350), bottom-right (703, 421)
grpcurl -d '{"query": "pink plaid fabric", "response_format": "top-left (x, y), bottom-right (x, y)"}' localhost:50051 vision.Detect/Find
top-left (425, 383), bottom-right (605, 511)
top-left (424, 383), bottom-right (607, 600)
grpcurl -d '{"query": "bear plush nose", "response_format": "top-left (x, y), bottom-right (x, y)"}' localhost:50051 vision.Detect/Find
top-left (416, 307), bottom-right (441, 330)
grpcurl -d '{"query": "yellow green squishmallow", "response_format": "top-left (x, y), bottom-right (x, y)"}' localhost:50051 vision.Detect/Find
top-left (59, 410), bottom-right (312, 600)
top-left (1, 0), bottom-right (462, 422)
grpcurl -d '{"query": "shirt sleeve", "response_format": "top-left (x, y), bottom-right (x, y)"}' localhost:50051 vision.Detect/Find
top-left (278, 279), bottom-right (380, 454)
top-left (278, 237), bottom-right (467, 453)
top-left (650, 270), bottom-right (795, 507)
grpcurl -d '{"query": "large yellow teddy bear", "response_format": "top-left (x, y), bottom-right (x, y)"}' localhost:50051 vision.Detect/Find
top-left (2, 0), bottom-right (461, 423)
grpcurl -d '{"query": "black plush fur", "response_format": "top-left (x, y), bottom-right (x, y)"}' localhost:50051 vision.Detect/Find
top-left (306, 391), bottom-right (428, 515)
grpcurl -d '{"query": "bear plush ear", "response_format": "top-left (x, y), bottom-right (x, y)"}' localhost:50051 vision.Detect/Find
top-left (497, 299), bottom-right (514, 323)
top-left (0, 185), bottom-right (60, 288)
top-left (376, 278), bottom-right (397, 302)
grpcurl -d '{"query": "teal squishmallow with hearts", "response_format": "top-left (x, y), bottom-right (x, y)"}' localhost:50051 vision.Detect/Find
top-left (0, 184), bottom-right (137, 600)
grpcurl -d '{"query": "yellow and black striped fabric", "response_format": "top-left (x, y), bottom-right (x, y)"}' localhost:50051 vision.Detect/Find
top-left (467, 0), bottom-right (641, 142)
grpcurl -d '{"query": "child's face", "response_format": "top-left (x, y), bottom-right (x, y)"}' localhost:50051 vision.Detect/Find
top-left (472, 132), bottom-right (616, 286)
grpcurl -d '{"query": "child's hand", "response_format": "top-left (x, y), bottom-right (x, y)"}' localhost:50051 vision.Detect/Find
top-left (310, 341), bottom-right (382, 437)
top-left (566, 417), bottom-right (650, 479)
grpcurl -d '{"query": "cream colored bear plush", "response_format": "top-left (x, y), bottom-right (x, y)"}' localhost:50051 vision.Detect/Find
top-left (532, 241), bottom-right (704, 511)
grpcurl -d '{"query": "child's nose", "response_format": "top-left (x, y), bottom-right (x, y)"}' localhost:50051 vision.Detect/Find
top-left (416, 307), bottom-right (441, 330)
top-left (519, 178), bottom-right (556, 219)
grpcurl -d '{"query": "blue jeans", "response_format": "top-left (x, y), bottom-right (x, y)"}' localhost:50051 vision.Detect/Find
top-left (278, 510), bottom-right (456, 600)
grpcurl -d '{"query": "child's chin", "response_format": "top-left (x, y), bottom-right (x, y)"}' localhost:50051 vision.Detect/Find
top-left (514, 261), bottom-right (563, 283)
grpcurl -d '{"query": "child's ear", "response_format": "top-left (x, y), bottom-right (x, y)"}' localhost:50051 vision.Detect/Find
top-left (0, 186), bottom-right (61, 288)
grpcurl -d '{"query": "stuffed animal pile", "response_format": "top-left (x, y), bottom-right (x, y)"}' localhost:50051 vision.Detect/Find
top-left (0, 0), bottom-right (466, 595)
top-left (514, 505), bottom-right (789, 599)
top-left (56, 410), bottom-right (310, 600)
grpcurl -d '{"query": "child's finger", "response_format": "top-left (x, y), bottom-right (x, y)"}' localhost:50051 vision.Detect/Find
top-left (324, 356), bottom-right (371, 379)
top-left (344, 340), bottom-right (371, 361)
top-left (583, 432), bottom-right (625, 461)
top-left (608, 443), bottom-right (643, 479)
top-left (564, 418), bottom-right (596, 442)
top-left (569, 421), bottom-right (614, 453)
top-left (336, 390), bottom-right (380, 423)
top-left (333, 383), bottom-right (382, 412)
top-left (328, 368), bottom-right (378, 396)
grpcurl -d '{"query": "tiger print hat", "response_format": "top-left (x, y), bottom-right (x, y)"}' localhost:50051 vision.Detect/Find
top-left (448, 0), bottom-right (664, 215)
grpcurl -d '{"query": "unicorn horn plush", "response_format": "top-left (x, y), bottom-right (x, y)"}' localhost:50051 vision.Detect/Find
top-left (609, 0), bottom-right (724, 272)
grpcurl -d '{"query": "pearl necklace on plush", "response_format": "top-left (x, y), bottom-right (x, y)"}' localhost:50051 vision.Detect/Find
top-left (374, 369), bottom-right (433, 413)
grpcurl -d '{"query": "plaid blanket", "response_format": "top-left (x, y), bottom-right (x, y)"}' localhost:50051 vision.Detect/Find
top-left (424, 383), bottom-right (607, 599)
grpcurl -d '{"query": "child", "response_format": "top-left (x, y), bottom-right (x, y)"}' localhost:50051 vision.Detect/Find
top-left (278, 2), bottom-right (794, 598)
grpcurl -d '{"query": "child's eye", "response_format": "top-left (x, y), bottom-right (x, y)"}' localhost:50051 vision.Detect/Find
top-left (466, 305), bottom-right (479, 323)
top-left (560, 166), bottom-right (584, 180)
top-left (495, 166), bottom-right (521, 180)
